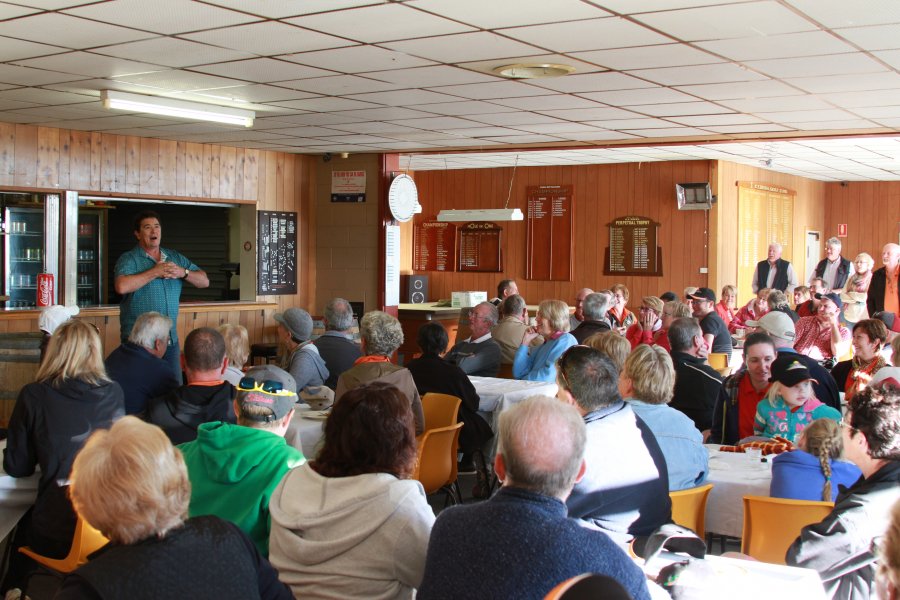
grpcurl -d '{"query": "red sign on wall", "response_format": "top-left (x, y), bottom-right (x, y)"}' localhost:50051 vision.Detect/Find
top-left (837, 224), bottom-right (848, 238)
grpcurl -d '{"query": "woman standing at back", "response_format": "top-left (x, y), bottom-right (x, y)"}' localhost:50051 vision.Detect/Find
top-left (770, 418), bottom-right (862, 502)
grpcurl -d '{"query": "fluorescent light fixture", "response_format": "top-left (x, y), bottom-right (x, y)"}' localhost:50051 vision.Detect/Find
top-left (101, 90), bottom-right (254, 127)
top-left (437, 208), bottom-right (524, 222)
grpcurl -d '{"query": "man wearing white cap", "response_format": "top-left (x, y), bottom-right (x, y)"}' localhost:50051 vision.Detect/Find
top-left (37, 304), bottom-right (78, 363)
top-left (747, 311), bottom-right (841, 410)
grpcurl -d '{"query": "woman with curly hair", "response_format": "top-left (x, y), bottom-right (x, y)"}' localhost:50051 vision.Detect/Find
top-left (608, 284), bottom-right (636, 333)
top-left (335, 310), bottom-right (424, 435)
top-left (770, 418), bottom-right (861, 502)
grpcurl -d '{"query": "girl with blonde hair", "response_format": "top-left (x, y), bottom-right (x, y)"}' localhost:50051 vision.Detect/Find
top-left (770, 418), bottom-right (862, 502)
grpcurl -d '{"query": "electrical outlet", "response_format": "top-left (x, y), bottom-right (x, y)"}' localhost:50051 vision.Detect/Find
top-left (699, 267), bottom-right (708, 274)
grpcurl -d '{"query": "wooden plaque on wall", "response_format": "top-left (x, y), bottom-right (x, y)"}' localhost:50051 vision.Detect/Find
top-left (457, 222), bottom-right (502, 272)
top-left (525, 185), bottom-right (573, 281)
top-left (413, 221), bottom-right (456, 271)
top-left (604, 215), bottom-right (662, 276)
top-left (257, 210), bottom-right (298, 295)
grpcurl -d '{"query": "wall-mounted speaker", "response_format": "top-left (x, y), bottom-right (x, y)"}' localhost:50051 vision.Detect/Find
top-left (403, 275), bottom-right (428, 304)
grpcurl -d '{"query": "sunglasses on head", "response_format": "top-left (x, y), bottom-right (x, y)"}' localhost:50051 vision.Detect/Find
top-left (238, 377), bottom-right (283, 393)
top-left (556, 344), bottom-right (591, 390)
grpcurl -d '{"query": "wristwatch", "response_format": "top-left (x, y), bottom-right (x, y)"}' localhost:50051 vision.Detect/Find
top-left (182, 268), bottom-right (190, 279)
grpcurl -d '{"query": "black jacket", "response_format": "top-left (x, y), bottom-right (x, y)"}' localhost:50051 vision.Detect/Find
top-left (814, 256), bottom-right (852, 290)
top-left (312, 332), bottom-right (362, 390)
top-left (670, 352), bottom-right (723, 432)
top-left (105, 342), bottom-right (179, 415)
top-left (3, 379), bottom-right (124, 555)
top-left (144, 381), bottom-right (236, 445)
top-left (571, 320), bottom-right (612, 344)
top-left (405, 353), bottom-right (493, 453)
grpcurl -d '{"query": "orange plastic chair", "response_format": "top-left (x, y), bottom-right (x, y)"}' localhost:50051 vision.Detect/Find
top-left (19, 514), bottom-right (109, 594)
top-left (413, 422), bottom-right (463, 505)
top-left (707, 352), bottom-right (731, 376)
top-left (421, 393), bottom-right (461, 431)
top-left (544, 573), bottom-right (633, 599)
top-left (670, 483), bottom-right (714, 538)
top-left (741, 495), bottom-right (834, 564)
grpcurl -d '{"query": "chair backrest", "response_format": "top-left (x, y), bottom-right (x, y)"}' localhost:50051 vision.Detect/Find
top-left (741, 495), bottom-right (834, 564)
top-left (19, 514), bottom-right (109, 573)
top-left (496, 363), bottom-right (515, 379)
top-left (670, 483), bottom-right (714, 538)
top-left (544, 573), bottom-right (633, 600)
top-left (707, 352), bottom-right (729, 370)
top-left (413, 422), bottom-right (463, 494)
top-left (421, 393), bottom-right (462, 431)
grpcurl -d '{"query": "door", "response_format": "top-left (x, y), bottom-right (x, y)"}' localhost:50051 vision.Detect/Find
top-left (805, 231), bottom-right (820, 283)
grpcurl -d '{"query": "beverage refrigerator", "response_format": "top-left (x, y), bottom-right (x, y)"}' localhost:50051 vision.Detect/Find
top-left (4, 206), bottom-right (45, 309)
top-left (76, 209), bottom-right (106, 307)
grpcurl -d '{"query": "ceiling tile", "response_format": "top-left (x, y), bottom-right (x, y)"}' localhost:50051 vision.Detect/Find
top-left (525, 72), bottom-right (656, 93)
top-left (389, 116), bottom-right (485, 129)
top-left (466, 112), bottom-right (564, 126)
top-left (701, 123), bottom-right (794, 133)
top-left (837, 25), bottom-right (900, 52)
top-left (346, 89), bottom-right (463, 106)
top-left (872, 50), bottom-right (900, 71)
top-left (483, 134), bottom-right (564, 143)
top-left (632, 2), bottom-right (817, 42)
top-left (816, 90), bottom-right (900, 109)
top-left (0, 2), bottom-right (39, 19)
top-left (630, 101), bottom-right (733, 117)
top-left (0, 64), bottom-right (85, 86)
top-left (14, 52), bottom-right (162, 79)
top-left (64, 0), bottom-right (257, 35)
top-left (285, 4), bottom-right (474, 43)
top-left (584, 117), bottom-right (682, 129)
top-left (280, 45), bottom-right (435, 73)
top-left (754, 108), bottom-right (861, 122)
top-left (370, 66), bottom-right (497, 87)
top-left (500, 17), bottom-right (670, 53)
top-left (403, 101), bottom-right (513, 116)
top-left (0, 87), bottom-right (97, 105)
top-left (623, 126), bottom-right (710, 137)
top-left (0, 13), bottom-right (153, 48)
top-left (491, 95), bottom-right (603, 111)
top-left (383, 32), bottom-right (542, 63)
top-left (512, 122), bottom-right (608, 134)
top-left (428, 81), bottom-right (553, 100)
top-left (436, 126), bottom-right (524, 137)
top-left (578, 87), bottom-right (698, 105)
top-left (596, 1), bottom-right (750, 15)
top-left (254, 113), bottom-right (362, 127)
top-left (673, 80), bottom-right (805, 100)
top-left (786, 72), bottom-right (900, 93)
top-left (333, 107), bottom-right (437, 120)
top-left (0, 36), bottom-right (66, 61)
top-left (744, 53), bottom-right (887, 79)
top-left (188, 84), bottom-right (318, 104)
top-left (91, 37), bottom-right (255, 68)
top-left (697, 31), bottom-right (856, 61)
top-left (571, 44), bottom-right (722, 70)
top-left (459, 54), bottom-right (606, 77)
top-left (190, 58), bottom-right (333, 83)
top-left (537, 106), bottom-right (645, 121)
top-left (111, 70), bottom-right (244, 91)
top-left (181, 22), bottom-right (350, 56)
top-left (785, 0), bottom-right (900, 28)
top-left (265, 97), bottom-right (380, 111)
top-left (631, 63), bottom-right (769, 86)
top-left (324, 122), bottom-right (425, 134)
top-left (718, 95), bottom-right (833, 112)
top-left (668, 113), bottom-right (766, 126)
top-left (275, 74), bottom-right (402, 96)
top-left (409, 0), bottom-right (607, 28)
top-left (787, 119), bottom-right (880, 130)
top-left (850, 105), bottom-right (900, 119)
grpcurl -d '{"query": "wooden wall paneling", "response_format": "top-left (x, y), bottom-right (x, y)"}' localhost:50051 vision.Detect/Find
top-left (184, 142), bottom-right (203, 197)
top-left (174, 141), bottom-right (187, 195)
top-left (244, 149), bottom-right (259, 201)
top-left (99, 133), bottom-right (116, 192)
top-left (824, 182), bottom-right (900, 262)
top-left (65, 129), bottom-right (91, 190)
top-left (57, 128), bottom-right (71, 190)
top-left (89, 132), bottom-right (101, 190)
top-left (203, 145), bottom-right (220, 199)
top-left (36, 126), bottom-right (59, 189)
top-left (158, 139), bottom-right (177, 196)
top-left (68, 130), bottom-right (92, 191)
top-left (139, 137), bottom-right (159, 195)
top-left (234, 149), bottom-right (245, 200)
top-left (0, 122), bottom-right (14, 186)
top-left (124, 136), bottom-right (140, 194)
top-left (275, 153), bottom-right (285, 212)
top-left (220, 145), bottom-right (236, 199)
top-left (14, 124), bottom-right (37, 187)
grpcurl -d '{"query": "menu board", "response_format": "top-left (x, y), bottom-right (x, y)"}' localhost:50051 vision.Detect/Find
top-left (257, 210), bottom-right (297, 295)
top-left (526, 185), bottom-right (573, 281)
top-left (604, 215), bottom-right (661, 276)
top-left (413, 221), bottom-right (456, 271)
top-left (457, 222), bottom-right (502, 272)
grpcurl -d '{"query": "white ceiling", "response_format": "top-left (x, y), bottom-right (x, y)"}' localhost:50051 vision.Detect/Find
top-left (1, 0), bottom-right (900, 180)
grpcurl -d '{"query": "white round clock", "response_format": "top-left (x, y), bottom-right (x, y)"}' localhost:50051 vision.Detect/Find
top-left (388, 174), bottom-right (419, 222)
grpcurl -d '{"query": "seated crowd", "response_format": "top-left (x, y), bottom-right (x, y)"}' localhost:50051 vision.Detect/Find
top-left (3, 241), bottom-right (899, 600)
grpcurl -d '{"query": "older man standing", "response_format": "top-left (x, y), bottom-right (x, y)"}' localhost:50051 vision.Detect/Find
top-left (571, 292), bottom-right (613, 343)
top-left (793, 292), bottom-right (850, 363)
top-left (417, 396), bottom-right (652, 600)
top-left (787, 385), bottom-right (900, 600)
top-left (445, 301), bottom-right (501, 377)
top-left (752, 242), bottom-right (798, 293)
top-left (867, 243), bottom-right (900, 316)
top-left (105, 311), bottom-right (179, 415)
top-left (813, 237), bottom-right (853, 291)
top-left (312, 298), bottom-right (361, 389)
top-left (114, 210), bottom-right (209, 383)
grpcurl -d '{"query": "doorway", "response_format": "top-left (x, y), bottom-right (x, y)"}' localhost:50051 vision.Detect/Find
top-left (805, 231), bottom-right (820, 283)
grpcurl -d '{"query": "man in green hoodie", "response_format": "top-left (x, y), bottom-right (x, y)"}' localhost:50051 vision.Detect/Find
top-left (180, 368), bottom-right (305, 556)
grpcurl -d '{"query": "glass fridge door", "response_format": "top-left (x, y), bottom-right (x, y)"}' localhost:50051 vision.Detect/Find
top-left (4, 207), bottom-right (44, 309)
top-left (77, 212), bottom-right (102, 307)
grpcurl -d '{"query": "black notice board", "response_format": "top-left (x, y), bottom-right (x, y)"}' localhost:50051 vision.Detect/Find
top-left (257, 210), bottom-right (298, 295)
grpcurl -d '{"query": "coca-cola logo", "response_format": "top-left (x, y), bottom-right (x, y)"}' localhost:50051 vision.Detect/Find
top-left (37, 274), bottom-right (53, 306)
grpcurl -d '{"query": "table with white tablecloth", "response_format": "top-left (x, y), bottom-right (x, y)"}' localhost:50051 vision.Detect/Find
top-left (285, 405), bottom-right (327, 460)
top-left (0, 440), bottom-right (40, 543)
top-left (704, 445), bottom-right (773, 538)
